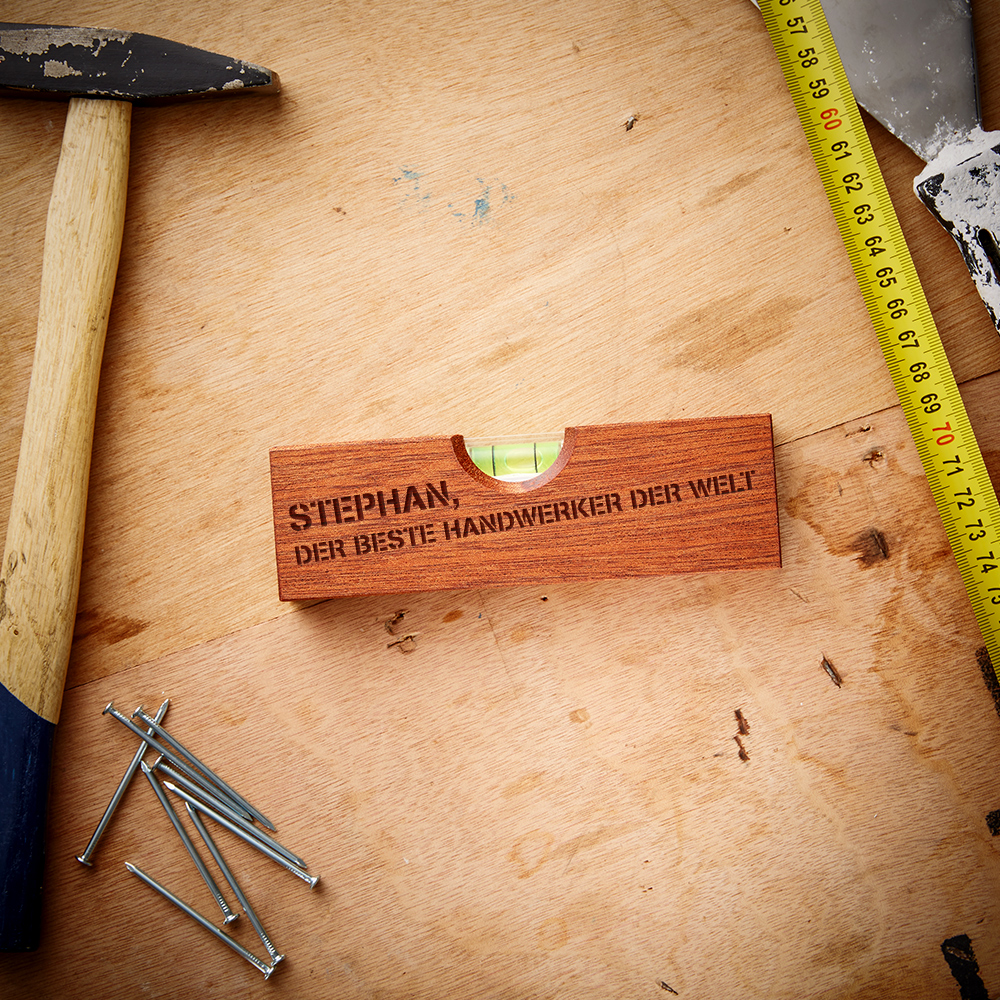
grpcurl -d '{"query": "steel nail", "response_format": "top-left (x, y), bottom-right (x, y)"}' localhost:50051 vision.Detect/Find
top-left (140, 762), bottom-right (239, 925)
top-left (128, 703), bottom-right (258, 822)
top-left (102, 702), bottom-right (255, 823)
top-left (152, 757), bottom-right (307, 869)
top-left (125, 862), bottom-right (274, 979)
top-left (185, 803), bottom-right (285, 966)
top-left (76, 698), bottom-right (170, 866)
top-left (131, 705), bottom-right (276, 831)
top-left (162, 780), bottom-right (319, 888)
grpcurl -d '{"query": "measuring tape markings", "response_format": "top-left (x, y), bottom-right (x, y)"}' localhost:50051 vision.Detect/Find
top-left (759, 0), bottom-right (1000, 675)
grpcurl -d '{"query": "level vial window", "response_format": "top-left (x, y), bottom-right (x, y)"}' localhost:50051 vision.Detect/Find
top-left (466, 438), bottom-right (562, 482)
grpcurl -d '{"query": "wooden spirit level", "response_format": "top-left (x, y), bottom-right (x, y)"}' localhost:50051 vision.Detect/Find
top-left (269, 415), bottom-right (781, 599)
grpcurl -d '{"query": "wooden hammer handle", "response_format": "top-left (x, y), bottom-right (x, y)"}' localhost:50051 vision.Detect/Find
top-left (0, 97), bottom-right (130, 951)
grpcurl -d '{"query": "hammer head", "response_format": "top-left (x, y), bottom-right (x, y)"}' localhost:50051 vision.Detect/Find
top-left (0, 24), bottom-right (279, 103)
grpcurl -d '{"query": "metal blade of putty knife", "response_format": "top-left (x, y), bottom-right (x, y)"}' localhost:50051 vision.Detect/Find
top-left (752, 0), bottom-right (1000, 330)
top-left (820, 0), bottom-right (980, 163)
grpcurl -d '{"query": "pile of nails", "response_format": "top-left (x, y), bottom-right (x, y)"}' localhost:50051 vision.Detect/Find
top-left (77, 698), bottom-right (318, 980)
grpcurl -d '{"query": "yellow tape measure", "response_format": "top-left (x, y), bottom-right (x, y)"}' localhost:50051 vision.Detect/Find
top-left (760, 0), bottom-right (1000, 678)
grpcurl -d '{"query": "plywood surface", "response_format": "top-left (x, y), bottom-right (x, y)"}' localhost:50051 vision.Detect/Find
top-left (1, 1), bottom-right (1000, 996)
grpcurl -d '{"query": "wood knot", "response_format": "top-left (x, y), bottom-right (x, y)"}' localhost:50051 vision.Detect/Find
top-left (851, 528), bottom-right (889, 567)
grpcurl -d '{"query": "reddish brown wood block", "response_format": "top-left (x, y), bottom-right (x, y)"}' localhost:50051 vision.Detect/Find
top-left (269, 416), bottom-right (781, 599)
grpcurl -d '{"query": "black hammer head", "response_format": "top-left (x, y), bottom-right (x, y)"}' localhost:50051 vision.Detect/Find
top-left (0, 24), bottom-right (279, 103)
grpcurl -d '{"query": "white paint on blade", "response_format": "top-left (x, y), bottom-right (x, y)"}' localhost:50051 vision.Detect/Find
top-left (915, 125), bottom-right (1000, 326)
top-left (916, 125), bottom-right (990, 175)
top-left (43, 59), bottom-right (82, 78)
top-left (0, 26), bottom-right (131, 66)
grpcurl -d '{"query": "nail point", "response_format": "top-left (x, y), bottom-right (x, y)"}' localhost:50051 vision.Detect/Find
top-left (76, 700), bottom-right (171, 867)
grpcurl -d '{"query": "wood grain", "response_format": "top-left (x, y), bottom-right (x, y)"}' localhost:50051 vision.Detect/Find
top-left (270, 417), bottom-right (780, 598)
top-left (0, 0), bottom-right (999, 994)
top-left (1, 402), bottom-right (997, 999)
top-left (0, 98), bottom-right (130, 723)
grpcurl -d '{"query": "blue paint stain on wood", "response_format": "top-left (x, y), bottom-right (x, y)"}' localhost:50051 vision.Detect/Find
top-left (395, 166), bottom-right (513, 225)
top-left (393, 165), bottom-right (431, 209)
top-left (473, 191), bottom-right (490, 222)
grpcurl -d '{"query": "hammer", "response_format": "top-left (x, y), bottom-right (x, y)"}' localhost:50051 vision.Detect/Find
top-left (0, 24), bottom-right (279, 951)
